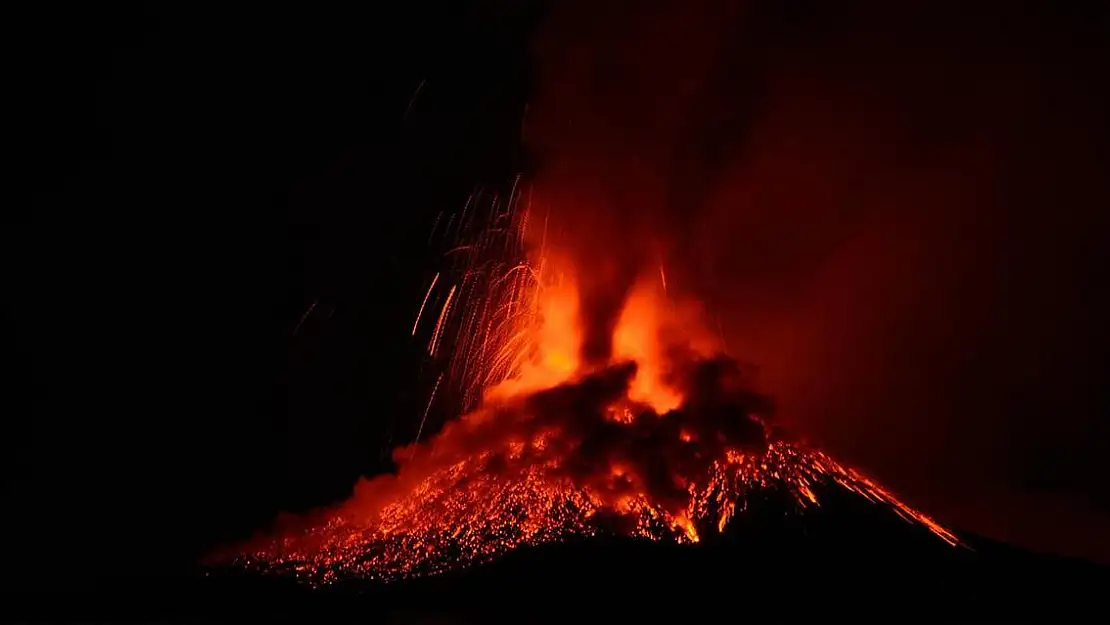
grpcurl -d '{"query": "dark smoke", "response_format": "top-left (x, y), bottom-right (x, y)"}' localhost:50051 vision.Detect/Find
top-left (521, 355), bottom-right (770, 514)
top-left (338, 352), bottom-right (772, 525)
top-left (526, 0), bottom-right (1110, 562)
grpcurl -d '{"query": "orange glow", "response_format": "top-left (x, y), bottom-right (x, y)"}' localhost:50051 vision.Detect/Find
top-left (492, 260), bottom-right (721, 415)
top-left (228, 185), bottom-right (961, 585)
top-left (611, 278), bottom-right (683, 412)
top-left (485, 277), bottom-right (580, 400)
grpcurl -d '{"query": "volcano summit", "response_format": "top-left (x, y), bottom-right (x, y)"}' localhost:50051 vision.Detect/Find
top-left (221, 192), bottom-right (959, 588)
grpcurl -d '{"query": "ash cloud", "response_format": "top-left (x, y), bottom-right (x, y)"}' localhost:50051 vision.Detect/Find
top-left (524, 0), bottom-right (749, 365)
top-left (235, 0), bottom-right (1109, 565)
top-left (339, 351), bottom-right (772, 526)
top-left (520, 355), bottom-right (770, 515)
top-left (526, 0), bottom-right (1110, 561)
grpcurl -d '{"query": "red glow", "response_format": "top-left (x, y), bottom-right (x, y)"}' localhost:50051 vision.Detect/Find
top-left (225, 188), bottom-right (960, 584)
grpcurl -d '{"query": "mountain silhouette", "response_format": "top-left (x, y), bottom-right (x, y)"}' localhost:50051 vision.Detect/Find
top-left (8, 476), bottom-right (1105, 624)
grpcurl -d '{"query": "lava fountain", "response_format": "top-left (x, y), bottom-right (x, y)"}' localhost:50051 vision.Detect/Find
top-left (226, 188), bottom-right (959, 585)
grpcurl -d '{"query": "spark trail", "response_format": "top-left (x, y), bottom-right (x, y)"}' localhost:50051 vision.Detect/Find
top-left (228, 182), bottom-right (961, 585)
top-left (411, 178), bottom-right (550, 416)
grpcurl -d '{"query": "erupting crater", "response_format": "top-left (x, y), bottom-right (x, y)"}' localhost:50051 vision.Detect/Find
top-left (225, 192), bottom-right (959, 584)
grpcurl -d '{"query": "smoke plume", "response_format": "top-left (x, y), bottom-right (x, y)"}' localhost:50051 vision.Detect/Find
top-left (335, 350), bottom-right (771, 529)
top-left (524, 0), bottom-right (1110, 562)
top-left (232, 0), bottom-right (1109, 566)
top-left (524, 0), bottom-right (746, 366)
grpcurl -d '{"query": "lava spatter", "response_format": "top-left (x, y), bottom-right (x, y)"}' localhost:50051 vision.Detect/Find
top-left (225, 187), bottom-right (959, 585)
top-left (237, 437), bottom-right (957, 585)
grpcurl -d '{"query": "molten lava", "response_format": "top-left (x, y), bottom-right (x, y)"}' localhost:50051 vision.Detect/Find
top-left (232, 190), bottom-right (959, 584)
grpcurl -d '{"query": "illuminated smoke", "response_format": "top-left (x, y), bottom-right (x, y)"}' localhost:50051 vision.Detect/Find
top-left (216, 1), bottom-right (975, 583)
top-left (524, 0), bottom-right (746, 367)
top-left (224, 219), bottom-right (958, 584)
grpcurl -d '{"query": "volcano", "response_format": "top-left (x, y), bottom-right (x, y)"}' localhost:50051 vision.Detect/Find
top-left (231, 433), bottom-right (958, 585)
top-left (182, 190), bottom-right (1109, 622)
top-left (11, 188), bottom-right (1108, 619)
top-left (14, 492), bottom-right (1106, 624)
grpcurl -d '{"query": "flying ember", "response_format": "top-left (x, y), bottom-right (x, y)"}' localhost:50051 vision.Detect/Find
top-left (229, 186), bottom-right (960, 584)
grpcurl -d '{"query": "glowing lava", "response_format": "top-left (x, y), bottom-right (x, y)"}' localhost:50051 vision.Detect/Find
top-left (230, 187), bottom-right (959, 584)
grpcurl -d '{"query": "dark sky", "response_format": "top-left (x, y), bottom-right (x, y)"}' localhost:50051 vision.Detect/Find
top-left (706, 2), bottom-right (1110, 563)
top-left (6, 0), bottom-right (1109, 589)
top-left (8, 1), bottom-right (540, 582)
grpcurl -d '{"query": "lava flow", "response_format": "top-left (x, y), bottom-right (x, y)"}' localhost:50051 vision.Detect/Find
top-left (231, 189), bottom-right (959, 585)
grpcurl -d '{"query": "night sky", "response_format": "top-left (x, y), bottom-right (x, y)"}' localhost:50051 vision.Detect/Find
top-left (7, 0), bottom-right (1110, 591)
